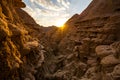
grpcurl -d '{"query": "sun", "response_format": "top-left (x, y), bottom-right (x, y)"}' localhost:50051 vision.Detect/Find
top-left (56, 19), bottom-right (67, 27)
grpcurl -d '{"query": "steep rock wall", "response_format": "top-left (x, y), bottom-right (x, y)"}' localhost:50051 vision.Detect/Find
top-left (0, 0), bottom-right (45, 80)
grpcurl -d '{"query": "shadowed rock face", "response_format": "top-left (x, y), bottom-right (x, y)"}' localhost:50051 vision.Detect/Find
top-left (0, 0), bottom-right (120, 80)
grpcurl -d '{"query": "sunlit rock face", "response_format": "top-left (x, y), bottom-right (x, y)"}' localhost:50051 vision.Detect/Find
top-left (36, 0), bottom-right (120, 80)
top-left (0, 0), bottom-right (45, 80)
top-left (1, 0), bottom-right (120, 80)
top-left (0, 0), bottom-right (26, 79)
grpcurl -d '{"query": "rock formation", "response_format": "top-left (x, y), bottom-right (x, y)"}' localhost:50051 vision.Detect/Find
top-left (0, 0), bottom-right (120, 80)
top-left (0, 0), bottom-right (45, 80)
top-left (35, 0), bottom-right (120, 80)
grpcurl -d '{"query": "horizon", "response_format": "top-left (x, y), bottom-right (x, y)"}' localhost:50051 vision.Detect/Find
top-left (23, 0), bottom-right (92, 27)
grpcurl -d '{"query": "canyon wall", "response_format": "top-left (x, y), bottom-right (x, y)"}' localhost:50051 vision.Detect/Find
top-left (0, 0), bottom-right (120, 80)
top-left (0, 0), bottom-right (45, 80)
top-left (36, 0), bottom-right (120, 80)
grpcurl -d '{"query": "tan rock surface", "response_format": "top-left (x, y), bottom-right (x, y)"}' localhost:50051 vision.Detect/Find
top-left (0, 0), bottom-right (120, 80)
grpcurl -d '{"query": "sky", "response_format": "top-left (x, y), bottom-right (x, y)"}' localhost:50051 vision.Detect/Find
top-left (23, 0), bottom-right (92, 27)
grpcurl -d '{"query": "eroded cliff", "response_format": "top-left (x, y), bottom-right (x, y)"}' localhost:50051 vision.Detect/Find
top-left (0, 0), bottom-right (120, 80)
top-left (0, 0), bottom-right (45, 80)
top-left (35, 0), bottom-right (120, 80)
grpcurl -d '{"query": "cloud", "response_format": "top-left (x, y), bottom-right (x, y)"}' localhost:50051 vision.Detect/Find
top-left (23, 0), bottom-right (71, 26)
top-left (57, 0), bottom-right (70, 8)
top-left (28, 0), bottom-right (70, 11)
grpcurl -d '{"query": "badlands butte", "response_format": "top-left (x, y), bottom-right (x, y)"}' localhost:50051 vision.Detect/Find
top-left (0, 0), bottom-right (120, 80)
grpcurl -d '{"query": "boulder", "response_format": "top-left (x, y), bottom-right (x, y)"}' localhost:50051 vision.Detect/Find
top-left (96, 45), bottom-right (115, 57)
top-left (101, 55), bottom-right (120, 66)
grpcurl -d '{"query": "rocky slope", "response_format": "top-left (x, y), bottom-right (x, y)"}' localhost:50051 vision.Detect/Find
top-left (0, 0), bottom-right (120, 80)
top-left (35, 0), bottom-right (120, 80)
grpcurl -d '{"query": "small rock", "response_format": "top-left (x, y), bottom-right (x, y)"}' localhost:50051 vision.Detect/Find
top-left (24, 41), bottom-right (39, 48)
top-left (87, 58), bottom-right (97, 66)
top-left (67, 53), bottom-right (74, 59)
top-left (112, 64), bottom-right (120, 75)
top-left (84, 67), bottom-right (96, 77)
top-left (103, 73), bottom-right (114, 80)
top-left (25, 78), bottom-right (30, 80)
top-left (81, 38), bottom-right (91, 44)
top-left (40, 45), bottom-right (45, 49)
top-left (78, 62), bottom-right (87, 71)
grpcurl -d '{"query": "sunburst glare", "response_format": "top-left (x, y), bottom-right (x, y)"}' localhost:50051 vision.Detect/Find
top-left (56, 18), bottom-right (67, 27)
